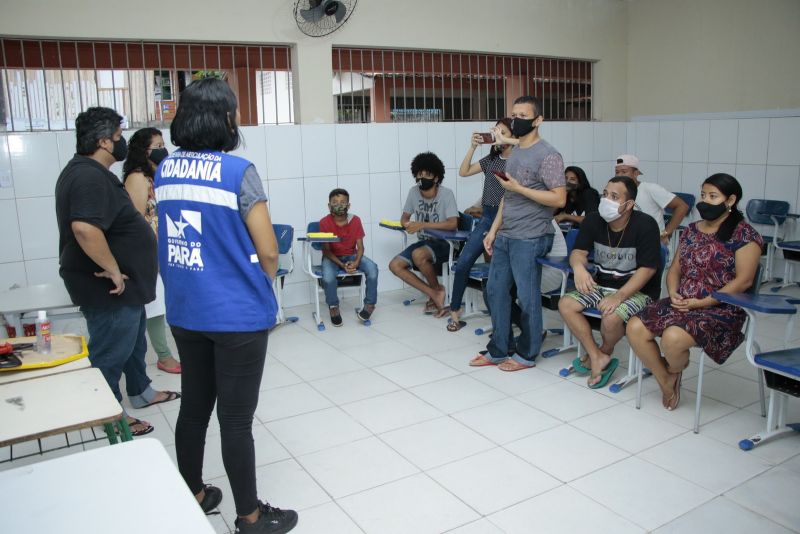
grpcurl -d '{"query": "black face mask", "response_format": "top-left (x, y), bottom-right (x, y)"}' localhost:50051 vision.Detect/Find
top-left (108, 136), bottom-right (128, 162)
top-left (511, 117), bottom-right (536, 138)
top-left (696, 201), bottom-right (729, 221)
top-left (148, 148), bottom-right (169, 166)
top-left (417, 178), bottom-right (436, 191)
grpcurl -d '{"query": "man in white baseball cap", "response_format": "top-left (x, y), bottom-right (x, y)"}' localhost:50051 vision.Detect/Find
top-left (614, 154), bottom-right (689, 245)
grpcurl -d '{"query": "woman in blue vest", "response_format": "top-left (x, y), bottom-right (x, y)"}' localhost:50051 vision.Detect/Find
top-left (155, 78), bottom-right (297, 534)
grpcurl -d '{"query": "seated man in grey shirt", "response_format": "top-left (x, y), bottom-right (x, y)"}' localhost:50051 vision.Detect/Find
top-left (470, 95), bottom-right (566, 371)
top-left (389, 152), bottom-right (458, 315)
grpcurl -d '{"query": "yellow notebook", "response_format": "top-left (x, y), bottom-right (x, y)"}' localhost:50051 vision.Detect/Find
top-left (380, 219), bottom-right (403, 228)
top-left (307, 232), bottom-right (337, 238)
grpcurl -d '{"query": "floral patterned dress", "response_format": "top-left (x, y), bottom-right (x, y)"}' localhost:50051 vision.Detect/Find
top-left (636, 220), bottom-right (763, 364)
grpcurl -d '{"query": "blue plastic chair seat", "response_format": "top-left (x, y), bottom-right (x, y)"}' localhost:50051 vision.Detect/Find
top-left (754, 349), bottom-right (800, 381)
top-left (276, 268), bottom-right (289, 277)
top-left (468, 263), bottom-right (491, 279)
top-left (778, 241), bottom-right (800, 251)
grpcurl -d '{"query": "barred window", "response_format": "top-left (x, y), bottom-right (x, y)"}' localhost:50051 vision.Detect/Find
top-left (0, 38), bottom-right (293, 132)
top-left (332, 47), bottom-right (593, 123)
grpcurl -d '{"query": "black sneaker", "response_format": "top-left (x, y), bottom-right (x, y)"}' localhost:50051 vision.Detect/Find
top-left (234, 501), bottom-right (298, 534)
top-left (329, 306), bottom-right (343, 327)
top-left (199, 484), bottom-right (222, 515)
top-left (356, 306), bottom-right (373, 323)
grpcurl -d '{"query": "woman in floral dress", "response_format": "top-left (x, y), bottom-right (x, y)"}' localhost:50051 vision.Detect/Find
top-left (627, 173), bottom-right (763, 411)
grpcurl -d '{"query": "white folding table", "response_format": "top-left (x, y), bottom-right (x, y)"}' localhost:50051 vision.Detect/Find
top-left (0, 438), bottom-right (215, 533)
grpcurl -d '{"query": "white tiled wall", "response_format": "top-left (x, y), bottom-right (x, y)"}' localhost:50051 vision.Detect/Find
top-left (626, 116), bottom-right (800, 279)
top-left (2, 115), bottom-right (799, 307)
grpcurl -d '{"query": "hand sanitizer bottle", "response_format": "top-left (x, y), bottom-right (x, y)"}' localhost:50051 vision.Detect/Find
top-left (35, 310), bottom-right (51, 354)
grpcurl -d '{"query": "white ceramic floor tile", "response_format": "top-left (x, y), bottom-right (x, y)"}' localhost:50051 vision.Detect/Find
top-left (487, 485), bottom-right (644, 534)
top-left (273, 346), bottom-right (365, 381)
top-left (639, 432), bottom-right (773, 493)
top-left (341, 390), bottom-right (443, 434)
top-left (516, 380), bottom-right (620, 422)
top-left (428, 448), bottom-right (560, 515)
top-left (341, 339), bottom-right (422, 367)
top-left (255, 383), bottom-right (334, 422)
top-left (470, 365), bottom-right (563, 396)
top-left (506, 424), bottom-right (630, 482)
top-left (379, 417), bottom-right (495, 470)
top-left (396, 326), bottom-right (477, 354)
top-left (260, 360), bottom-right (304, 391)
top-left (653, 496), bottom-right (794, 534)
top-left (409, 374), bottom-right (506, 414)
top-left (444, 519), bottom-right (505, 534)
top-left (702, 409), bottom-right (800, 464)
top-left (255, 458), bottom-right (331, 511)
top-left (266, 408), bottom-right (371, 456)
top-left (570, 457), bottom-right (714, 531)
top-left (310, 368), bottom-right (400, 405)
top-left (684, 369), bottom-right (762, 408)
top-left (297, 437), bottom-right (418, 498)
top-left (779, 452), bottom-right (800, 476)
top-left (726, 466), bottom-right (800, 532)
top-left (452, 398), bottom-right (561, 444)
top-left (571, 404), bottom-right (688, 453)
top-left (631, 387), bottom-right (738, 430)
top-left (289, 502), bottom-right (365, 534)
top-left (373, 356), bottom-right (461, 388)
top-left (338, 473), bottom-right (480, 534)
top-left (306, 321), bottom-right (392, 349)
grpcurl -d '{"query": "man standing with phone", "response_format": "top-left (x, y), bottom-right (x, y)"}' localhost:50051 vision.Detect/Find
top-left (469, 96), bottom-right (566, 371)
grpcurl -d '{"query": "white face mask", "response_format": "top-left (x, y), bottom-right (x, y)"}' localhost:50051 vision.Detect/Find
top-left (599, 197), bottom-right (624, 223)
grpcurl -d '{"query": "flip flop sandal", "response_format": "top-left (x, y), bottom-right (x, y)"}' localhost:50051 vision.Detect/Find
top-left (498, 359), bottom-right (534, 372)
top-left (434, 307), bottom-right (451, 318)
top-left (665, 371), bottom-right (683, 411)
top-left (140, 390), bottom-right (182, 408)
top-left (588, 358), bottom-right (619, 389)
top-left (447, 319), bottom-right (467, 332)
top-left (423, 300), bottom-right (437, 314)
top-left (127, 418), bottom-right (154, 437)
top-left (469, 354), bottom-right (498, 367)
top-left (572, 357), bottom-right (591, 375)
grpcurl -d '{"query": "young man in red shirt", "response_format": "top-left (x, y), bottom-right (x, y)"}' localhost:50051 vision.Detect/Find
top-left (319, 188), bottom-right (379, 326)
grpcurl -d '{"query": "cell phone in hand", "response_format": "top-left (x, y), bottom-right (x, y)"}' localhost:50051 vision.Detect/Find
top-left (478, 132), bottom-right (495, 144)
top-left (493, 170), bottom-right (509, 181)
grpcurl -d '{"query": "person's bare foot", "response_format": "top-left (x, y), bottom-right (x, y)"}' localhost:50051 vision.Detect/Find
top-left (587, 351), bottom-right (612, 387)
top-left (432, 287), bottom-right (446, 312)
top-left (661, 371), bottom-right (683, 410)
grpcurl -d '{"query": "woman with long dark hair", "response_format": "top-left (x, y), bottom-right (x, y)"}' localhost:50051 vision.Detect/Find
top-left (554, 165), bottom-right (599, 227)
top-left (442, 118), bottom-right (514, 331)
top-left (123, 127), bottom-right (181, 373)
top-left (627, 173), bottom-right (762, 411)
top-left (155, 78), bottom-right (297, 533)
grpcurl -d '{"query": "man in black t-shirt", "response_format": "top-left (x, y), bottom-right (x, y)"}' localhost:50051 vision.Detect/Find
top-left (55, 107), bottom-right (179, 436)
top-left (557, 176), bottom-right (661, 389)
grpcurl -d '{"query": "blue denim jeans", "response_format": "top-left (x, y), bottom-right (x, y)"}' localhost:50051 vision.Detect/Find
top-left (485, 233), bottom-right (554, 365)
top-left (81, 305), bottom-right (155, 407)
top-left (449, 205), bottom-right (498, 310)
top-left (321, 255), bottom-right (379, 307)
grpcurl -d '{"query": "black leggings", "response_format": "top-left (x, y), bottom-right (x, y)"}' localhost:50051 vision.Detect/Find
top-left (172, 326), bottom-right (268, 516)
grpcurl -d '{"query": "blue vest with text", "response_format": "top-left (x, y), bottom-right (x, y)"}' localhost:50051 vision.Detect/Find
top-left (154, 150), bottom-right (277, 332)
